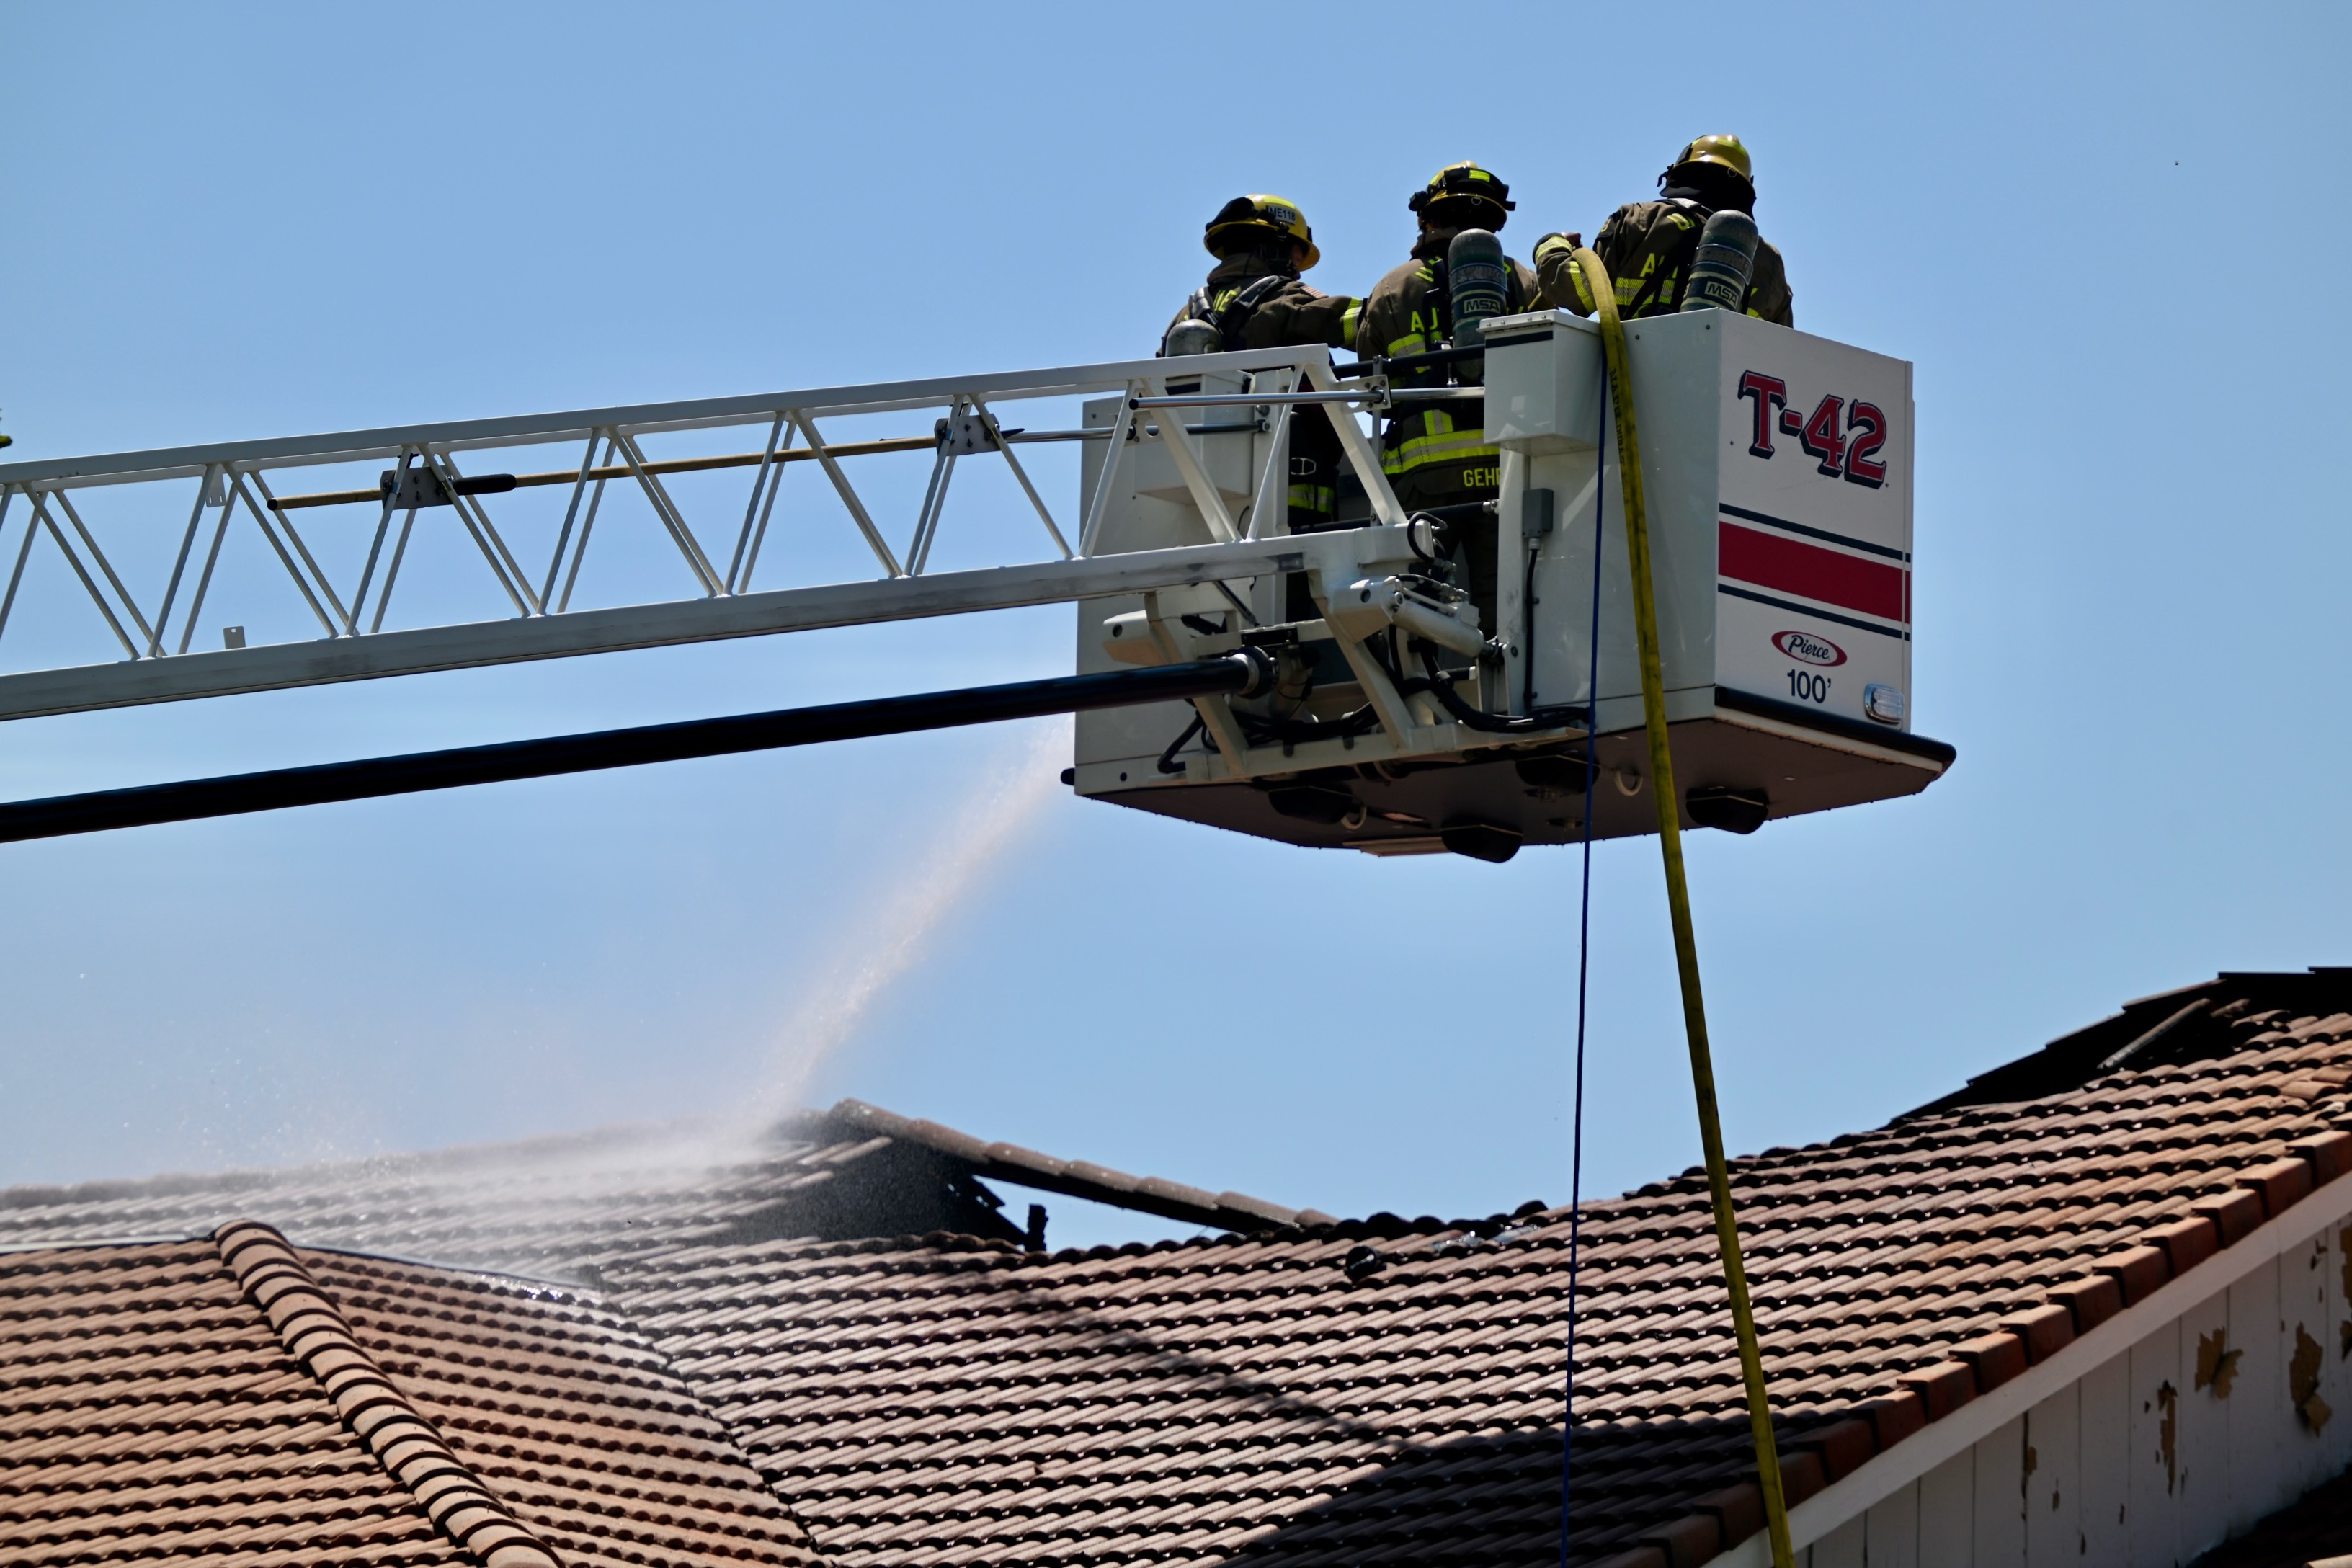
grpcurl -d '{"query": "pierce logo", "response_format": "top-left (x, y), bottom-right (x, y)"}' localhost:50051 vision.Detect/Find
top-left (1773, 630), bottom-right (1847, 666)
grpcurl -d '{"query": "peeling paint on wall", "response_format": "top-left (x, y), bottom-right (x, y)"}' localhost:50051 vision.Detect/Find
top-left (2195, 1329), bottom-right (2241, 1396)
top-left (2159, 1379), bottom-right (2178, 1494)
top-left (2292, 1323), bottom-right (2332, 1430)
top-left (2340, 1223), bottom-right (2352, 1358)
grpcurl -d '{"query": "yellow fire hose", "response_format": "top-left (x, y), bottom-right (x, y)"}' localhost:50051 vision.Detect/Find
top-left (1569, 248), bottom-right (1794, 1568)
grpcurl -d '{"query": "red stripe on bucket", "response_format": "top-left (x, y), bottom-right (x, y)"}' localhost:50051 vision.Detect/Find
top-left (1718, 521), bottom-right (1906, 623)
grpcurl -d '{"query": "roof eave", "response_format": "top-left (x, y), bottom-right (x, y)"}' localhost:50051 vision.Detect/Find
top-left (1701, 1151), bottom-right (2352, 1568)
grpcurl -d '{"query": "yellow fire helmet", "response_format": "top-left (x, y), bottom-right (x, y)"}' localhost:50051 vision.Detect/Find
top-left (1203, 195), bottom-right (1319, 269)
top-left (1409, 161), bottom-right (1515, 226)
top-left (1664, 133), bottom-right (1755, 187)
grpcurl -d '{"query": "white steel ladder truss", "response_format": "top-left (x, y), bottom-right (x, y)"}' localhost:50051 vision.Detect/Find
top-left (0, 346), bottom-right (1529, 778)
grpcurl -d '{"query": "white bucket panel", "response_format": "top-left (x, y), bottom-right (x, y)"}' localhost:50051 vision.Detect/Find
top-left (1709, 311), bottom-right (1914, 731)
top-left (1490, 309), bottom-right (1916, 739)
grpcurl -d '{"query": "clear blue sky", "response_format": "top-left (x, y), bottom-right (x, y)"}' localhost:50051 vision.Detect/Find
top-left (1, 3), bottom-right (2343, 1247)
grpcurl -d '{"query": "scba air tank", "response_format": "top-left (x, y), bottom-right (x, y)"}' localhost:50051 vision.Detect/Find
top-left (1162, 318), bottom-right (1222, 357)
top-left (1679, 210), bottom-right (1760, 313)
top-left (1446, 228), bottom-right (1508, 383)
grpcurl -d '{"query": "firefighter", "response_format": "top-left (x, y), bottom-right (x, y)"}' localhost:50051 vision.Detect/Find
top-left (1533, 134), bottom-right (1794, 326)
top-left (1162, 195), bottom-right (1360, 534)
top-left (1355, 161), bottom-right (1541, 620)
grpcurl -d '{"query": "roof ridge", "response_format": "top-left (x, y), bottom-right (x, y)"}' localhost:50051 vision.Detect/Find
top-left (824, 1097), bottom-right (1338, 1232)
top-left (212, 1219), bottom-right (564, 1568)
top-left (1600, 1126), bottom-right (2352, 1568)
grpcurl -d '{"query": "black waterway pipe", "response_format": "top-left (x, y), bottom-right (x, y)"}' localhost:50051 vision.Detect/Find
top-left (0, 651), bottom-right (1273, 845)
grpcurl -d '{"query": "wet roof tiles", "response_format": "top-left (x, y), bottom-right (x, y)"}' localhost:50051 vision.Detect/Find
top-left (291, 1242), bottom-right (814, 1568)
top-left (1, 1237), bottom-right (464, 1567)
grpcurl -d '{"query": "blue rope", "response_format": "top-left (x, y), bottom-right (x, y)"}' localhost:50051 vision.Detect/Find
top-left (1559, 363), bottom-right (1610, 1568)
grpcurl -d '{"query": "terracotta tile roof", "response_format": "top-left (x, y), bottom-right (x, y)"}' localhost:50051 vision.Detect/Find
top-left (1, 1224), bottom-right (820, 1568)
top-left (213, 1222), bottom-right (563, 1568)
top-left (18, 971), bottom-right (2352, 1566)
top-left (289, 1240), bottom-right (816, 1568)
top-left (582, 971), bottom-right (2352, 1568)
top-left (0, 1237), bottom-right (465, 1566)
top-left (0, 1102), bottom-right (1318, 1280)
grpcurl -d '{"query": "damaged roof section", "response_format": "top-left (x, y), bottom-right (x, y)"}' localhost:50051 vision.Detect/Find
top-left (0, 1116), bottom-right (999, 1278)
top-left (1912, 967), bottom-right (2352, 1113)
top-left (829, 1099), bottom-right (1337, 1234)
top-left (0, 1099), bottom-right (1321, 1280)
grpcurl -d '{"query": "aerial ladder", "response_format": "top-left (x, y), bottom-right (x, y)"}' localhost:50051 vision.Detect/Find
top-left (0, 307), bottom-right (1946, 852)
top-left (0, 264), bottom-right (1954, 1568)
